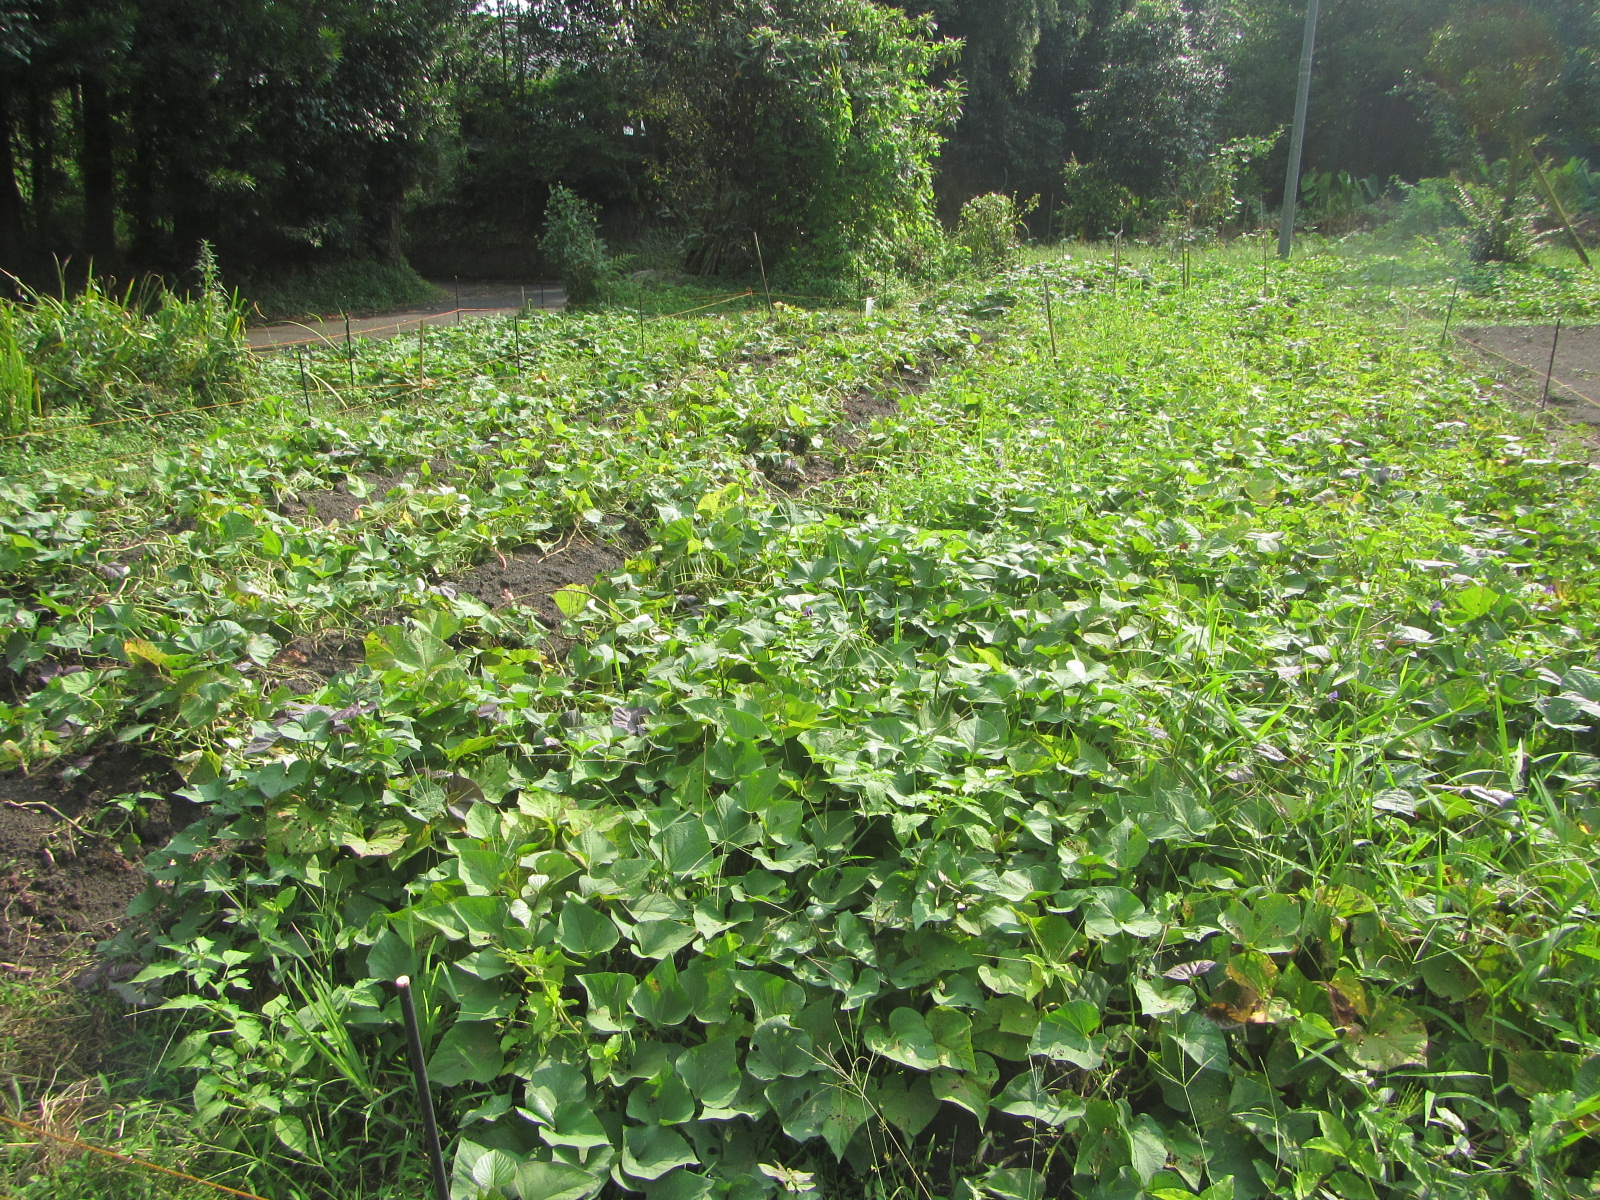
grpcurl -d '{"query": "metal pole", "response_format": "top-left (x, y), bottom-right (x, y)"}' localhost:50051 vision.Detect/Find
top-left (395, 977), bottom-right (450, 1200)
top-left (1542, 319), bottom-right (1563, 410)
top-left (1277, 0), bottom-right (1321, 259)
top-left (454, 277), bottom-right (462, 325)
top-left (1441, 279), bottom-right (1460, 345)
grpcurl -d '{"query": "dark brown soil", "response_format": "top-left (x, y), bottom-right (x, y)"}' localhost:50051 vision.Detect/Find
top-left (1457, 324), bottom-right (1600, 435)
top-left (282, 471), bottom-right (412, 525)
top-left (0, 746), bottom-right (183, 970)
top-left (452, 541), bottom-right (625, 628)
top-left (270, 631), bottom-right (368, 691)
top-left (843, 392), bottom-right (901, 422)
top-left (842, 360), bottom-right (933, 425)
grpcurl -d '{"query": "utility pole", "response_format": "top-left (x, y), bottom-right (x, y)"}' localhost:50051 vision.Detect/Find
top-left (1278, 0), bottom-right (1321, 259)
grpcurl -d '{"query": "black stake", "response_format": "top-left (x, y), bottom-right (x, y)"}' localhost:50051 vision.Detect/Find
top-left (1112, 233), bottom-right (1121, 299)
top-left (298, 346), bottom-right (311, 416)
top-left (344, 313), bottom-right (355, 393)
top-left (1542, 318), bottom-right (1563, 410)
top-left (455, 277), bottom-right (462, 325)
top-left (418, 322), bottom-right (426, 389)
top-left (540, 282), bottom-right (546, 311)
top-left (1441, 279), bottom-right (1459, 345)
top-left (396, 977), bottom-right (450, 1200)
top-left (1040, 268), bottom-right (1057, 362)
top-left (513, 313), bottom-right (521, 373)
top-left (752, 231), bottom-right (773, 313)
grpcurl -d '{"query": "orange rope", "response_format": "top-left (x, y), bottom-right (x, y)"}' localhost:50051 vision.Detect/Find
top-left (0, 1112), bottom-right (273, 1200)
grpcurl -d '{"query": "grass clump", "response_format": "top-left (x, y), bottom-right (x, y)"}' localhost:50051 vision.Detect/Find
top-left (239, 259), bottom-right (444, 323)
top-left (3, 257), bottom-right (253, 427)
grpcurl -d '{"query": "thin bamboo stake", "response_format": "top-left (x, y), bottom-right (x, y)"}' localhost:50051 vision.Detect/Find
top-left (1441, 279), bottom-right (1460, 345)
top-left (1542, 318), bottom-right (1563, 410)
top-left (1040, 268), bottom-right (1057, 361)
top-left (753, 231), bottom-right (774, 313)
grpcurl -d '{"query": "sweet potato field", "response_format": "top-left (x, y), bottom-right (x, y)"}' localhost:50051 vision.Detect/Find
top-left (4, 246), bottom-right (1600, 1200)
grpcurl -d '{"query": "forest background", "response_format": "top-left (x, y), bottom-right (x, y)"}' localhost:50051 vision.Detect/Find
top-left (1, 0), bottom-right (1598, 302)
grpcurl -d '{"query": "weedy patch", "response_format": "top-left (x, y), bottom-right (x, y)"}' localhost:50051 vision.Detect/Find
top-left (3, 245), bottom-right (1600, 1200)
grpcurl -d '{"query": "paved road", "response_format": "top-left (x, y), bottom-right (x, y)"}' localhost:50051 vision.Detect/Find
top-left (247, 280), bottom-right (566, 350)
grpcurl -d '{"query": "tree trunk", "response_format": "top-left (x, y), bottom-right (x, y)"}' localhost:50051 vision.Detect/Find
top-left (27, 85), bottom-right (55, 241)
top-left (80, 74), bottom-right (118, 266)
top-left (0, 80), bottom-right (29, 265)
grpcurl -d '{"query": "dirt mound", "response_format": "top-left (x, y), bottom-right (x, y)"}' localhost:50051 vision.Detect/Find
top-left (0, 747), bottom-right (182, 970)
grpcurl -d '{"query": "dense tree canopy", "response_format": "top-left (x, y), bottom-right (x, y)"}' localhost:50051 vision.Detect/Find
top-left (1, 0), bottom-right (1598, 284)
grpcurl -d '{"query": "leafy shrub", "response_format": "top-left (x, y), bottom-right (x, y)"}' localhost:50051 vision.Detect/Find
top-left (955, 193), bottom-right (1026, 276)
top-left (1297, 171), bottom-right (1384, 236)
top-left (1173, 132), bottom-right (1280, 234)
top-left (540, 185), bottom-right (612, 306)
top-left (1452, 176), bottom-right (1538, 264)
top-left (1057, 157), bottom-right (1137, 240)
top-left (1542, 156), bottom-right (1600, 218)
top-left (1383, 177), bottom-right (1468, 239)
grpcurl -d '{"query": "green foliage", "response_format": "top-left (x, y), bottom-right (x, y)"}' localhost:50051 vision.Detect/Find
top-left (1057, 157), bottom-right (1136, 240)
top-left (1384, 177), bottom-right (1470, 239)
top-left (4, 261), bottom-right (253, 422)
top-left (635, 0), bottom-right (959, 294)
top-left (0, 305), bottom-right (40, 435)
top-left (539, 186), bottom-right (611, 307)
top-left (1452, 172), bottom-right (1540, 264)
top-left (240, 259), bottom-right (444, 323)
top-left (955, 193), bottom-right (1027, 276)
top-left (6, 244), bottom-right (1600, 1199)
top-left (1175, 133), bottom-right (1282, 235)
top-left (1079, 0), bottom-right (1220, 202)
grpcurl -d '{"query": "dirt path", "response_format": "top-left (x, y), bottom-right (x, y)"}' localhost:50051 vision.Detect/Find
top-left (247, 279), bottom-right (565, 350)
top-left (1457, 323), bottom-right (1600, 435)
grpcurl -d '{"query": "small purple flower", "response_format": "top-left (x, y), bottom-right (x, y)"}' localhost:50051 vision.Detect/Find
top-left (1430, 601), bottom-right (1443, 613)
top-left (1329, 689), bottom-right (1340, 700)
top-left (803, 606), bottom-right (815, 617)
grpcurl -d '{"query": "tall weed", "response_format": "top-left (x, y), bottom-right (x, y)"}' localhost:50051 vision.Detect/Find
top-left (9, 252), bottom-right (253, 422)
